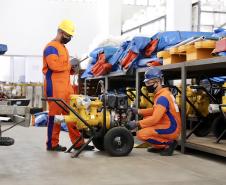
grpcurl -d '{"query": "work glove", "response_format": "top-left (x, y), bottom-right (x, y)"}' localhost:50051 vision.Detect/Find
top-left (130, 107), bottom-right (138, 115)
top-left (126, 120), bottom-right (138, 130)
top-left (54, 115), bottom-right (65, 124)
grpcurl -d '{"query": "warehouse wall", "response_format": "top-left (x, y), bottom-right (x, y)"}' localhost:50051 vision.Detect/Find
top-left (0, 0), bottom-right (142, 57)
top-left (122, 5), bottom-right (145, 24)
top-left (0, 0), bottom-right (147, 83)
top-left (0, 0), bottom-right (99, 57)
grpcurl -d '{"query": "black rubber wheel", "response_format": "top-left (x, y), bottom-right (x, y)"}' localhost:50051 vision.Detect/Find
top-left (0, 137), bottom-right (15, 146)
top-left (104, 127), bottom-right (134, 157)
top-left (212, 116), bottom-right (226, 139)
top-left (193, 115), bottom-right (215, 137)
top-left (92, 137), bottom-right (105, 151)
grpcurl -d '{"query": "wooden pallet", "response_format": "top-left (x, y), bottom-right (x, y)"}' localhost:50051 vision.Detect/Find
top-left (182, 40), bottom-right (216, 61)
top-left (157, 40), bottom-right (217, 65)
top-left (157, 49), bottom-right (186, 65)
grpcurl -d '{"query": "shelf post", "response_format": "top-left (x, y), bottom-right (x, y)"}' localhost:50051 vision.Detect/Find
top-left (181, 65), bottom-right (187, 153)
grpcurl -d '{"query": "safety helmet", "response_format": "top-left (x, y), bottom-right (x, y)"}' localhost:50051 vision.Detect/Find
top-left (58, 20), bottom-right (75, 36)
top-left (143, 67), bottom-right (163, 82)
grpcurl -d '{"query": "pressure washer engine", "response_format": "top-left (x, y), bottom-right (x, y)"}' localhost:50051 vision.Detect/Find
top-left (101, 93), bottom-right (131, 127)
top-left (43, 93), bottom-right (134, 158)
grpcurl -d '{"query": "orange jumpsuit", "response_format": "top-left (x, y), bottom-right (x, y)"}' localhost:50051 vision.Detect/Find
top-left (136, 88), bottom-right (181, 149)
top-left (43, 40), bottom-right (84, 149)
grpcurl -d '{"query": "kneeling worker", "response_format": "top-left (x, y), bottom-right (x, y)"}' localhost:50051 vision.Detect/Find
top-left (127, 67), bottom-right (181, 156)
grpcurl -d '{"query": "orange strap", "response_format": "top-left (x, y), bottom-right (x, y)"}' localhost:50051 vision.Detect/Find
top-left (144, 39), bottom-right (158, 57)
top-left (121, 51), bottom-right (138, 69)
top-left (91, 53), bottom-right (112, 76)
top-left (93, 63), bottom-right (112, 76)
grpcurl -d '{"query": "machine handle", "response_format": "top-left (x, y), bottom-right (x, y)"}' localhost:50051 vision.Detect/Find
top-left (41, 97), bottom-right (94, 132)
top-left (219, 104), bottom-right (226, 121)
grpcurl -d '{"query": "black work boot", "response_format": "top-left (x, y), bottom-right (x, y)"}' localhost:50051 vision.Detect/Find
top-left (47, 144), bottom-right (67, 152)
top-left (147, 147), bottom-right (165, 153)
top-left (160, 140), bottom-right (178, 156)
top-left (74, 144), bottom-right (94, 151)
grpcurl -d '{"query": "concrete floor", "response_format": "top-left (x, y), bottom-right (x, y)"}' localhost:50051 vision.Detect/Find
top-left (0, 127), bottom-right (226, 185)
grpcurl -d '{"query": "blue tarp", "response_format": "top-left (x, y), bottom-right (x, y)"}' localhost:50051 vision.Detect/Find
top-left (0, 44), bottom-right (7, 55)
top-left (127, 36), bottom-right (151, 53)
top-left (137, 57), bottom-right (163, 67)
top-left (212, 28), bottom-right (226, 38)
top-left (81, 46), bottom-right (118, 78)
top-left (90, 46), bottom-right (118, 60)
top-left (217, 52), bottom-right (226, 56)
top-left (34, 112), bottom-right (68, 132)
top-left (135, 31), bottom-right (213, 68)
top-left (151, 31), bottom-right (213, 52)
top-left (120, 37), bottom-right (151, 70)
top-left (109, 41), bottom-right (130, 71)
top-left (82, 31), bottom-right (214, 78)
top-left (210, 77), bottom-right (226, 83)
top-left (81, 60), bottom-right (95, 78)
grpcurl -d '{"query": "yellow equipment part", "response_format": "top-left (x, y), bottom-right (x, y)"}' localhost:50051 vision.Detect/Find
top-left (176, 86), bottom-right (209, 117)
top-left (176, 86), bottom-right (194, 116)
top-left (194, 92), bottom-right (209, 117)
top-left (127, 87), bottom-right (154, 108)
top-left (64, 95), bottom-right (111, 130)
top-left (126, 87), bottom-right (136, 107)
top-left (140, 86), bottom-right (154, 108)
top-left (222, 82), bottom-right (226, 112)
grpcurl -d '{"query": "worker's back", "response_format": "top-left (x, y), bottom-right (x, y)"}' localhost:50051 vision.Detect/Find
top-left (154, 88), bottom-right (181, 138)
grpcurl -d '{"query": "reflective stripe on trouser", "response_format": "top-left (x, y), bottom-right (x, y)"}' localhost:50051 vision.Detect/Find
top-left (47, 116), bottom-right (61, 149)
top-left (136, 127), bottom-right (175, 149)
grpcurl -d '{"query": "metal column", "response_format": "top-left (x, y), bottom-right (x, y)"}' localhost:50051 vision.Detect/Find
top-left (84, 79), bottom-right (87, 95)
top-left (181, 65), bottom-right (187, 153)
top-left (135, 70), bottom-right (140, 121)
top-left (104, 76), bottom-right (108, 92)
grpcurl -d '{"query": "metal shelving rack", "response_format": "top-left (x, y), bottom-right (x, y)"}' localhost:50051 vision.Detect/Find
top-left (183, 56), bottom-right (226, 157)
top-left (83, 56), bottom-right (226, 157)
top-left (84, 71), bottom-right (135, 95)
top-left (136, 56), bottom-right (226, 157)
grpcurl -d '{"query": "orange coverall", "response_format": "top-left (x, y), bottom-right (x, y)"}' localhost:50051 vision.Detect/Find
top-left (136, 88), bottom-right (181, 149)
top-left (43, 41), bottom-right (84, 149)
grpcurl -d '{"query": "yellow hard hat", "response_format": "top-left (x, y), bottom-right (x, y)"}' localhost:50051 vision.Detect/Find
top-left (58, 20), bottom-right (75, 36)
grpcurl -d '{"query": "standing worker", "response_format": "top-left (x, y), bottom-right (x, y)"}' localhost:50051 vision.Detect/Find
top-left (42, 20), bottom-right (94, 152)
top-left (127, 67), bottom-right (181, 156)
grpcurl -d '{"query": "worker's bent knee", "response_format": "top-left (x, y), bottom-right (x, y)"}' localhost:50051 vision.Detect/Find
top-left (136, 130), bottom-right (146, 141)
